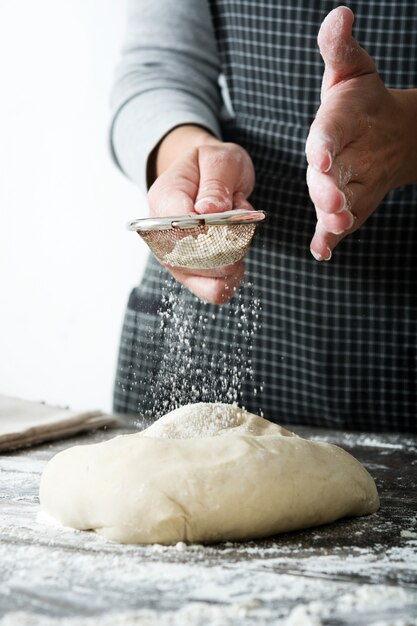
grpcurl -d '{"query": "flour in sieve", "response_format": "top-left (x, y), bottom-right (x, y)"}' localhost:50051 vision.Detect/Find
top-left (163, 226), bottom-right (250, 269)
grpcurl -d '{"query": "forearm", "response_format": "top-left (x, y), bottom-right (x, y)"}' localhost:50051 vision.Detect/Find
top-left (110, 0), bottom-right (222, 192)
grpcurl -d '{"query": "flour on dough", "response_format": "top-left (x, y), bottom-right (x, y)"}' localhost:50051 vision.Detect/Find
top-left (39, 403), bottom-right (379, 544)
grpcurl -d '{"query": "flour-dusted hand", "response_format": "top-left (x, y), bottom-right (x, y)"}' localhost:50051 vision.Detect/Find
top-left (147, 125), bottom-right (255, 303)
top-left (306, 6), bottom-right (417, 261)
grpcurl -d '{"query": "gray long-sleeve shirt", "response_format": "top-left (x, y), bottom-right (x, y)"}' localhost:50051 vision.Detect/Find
top-left (110, 0), bottom-right (223, 193)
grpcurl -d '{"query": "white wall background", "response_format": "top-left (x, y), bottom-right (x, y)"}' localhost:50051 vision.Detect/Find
top-left (0, 0), bottom-right (149, 412)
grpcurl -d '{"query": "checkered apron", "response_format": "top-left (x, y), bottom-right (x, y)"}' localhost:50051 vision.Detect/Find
top-left (114, 1), bottom-right (417, 432)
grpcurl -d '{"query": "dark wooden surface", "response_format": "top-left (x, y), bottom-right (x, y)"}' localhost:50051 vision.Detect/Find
top-left (0, 417), bottom-right (416, 625)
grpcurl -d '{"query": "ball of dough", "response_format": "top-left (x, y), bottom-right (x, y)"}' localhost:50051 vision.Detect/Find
top-left (39, 403), bottom-right (379, 544)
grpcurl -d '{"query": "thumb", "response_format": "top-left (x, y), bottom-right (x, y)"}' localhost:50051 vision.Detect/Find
top-left (318, 6), bottom-right (377, 97)
top-left (194, 144), bottom-right (255, 215)
top-left (194, 147), bottom-right (235, 215)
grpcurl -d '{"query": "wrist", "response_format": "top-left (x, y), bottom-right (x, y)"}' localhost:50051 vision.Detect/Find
top-left (148, 124), bottom-right (222, 184)
top-left (391, 88), bottom-right (417, 187)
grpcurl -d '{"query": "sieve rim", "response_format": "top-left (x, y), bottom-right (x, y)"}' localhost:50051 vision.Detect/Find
top-left (127, 209), bottom-right (266, 232)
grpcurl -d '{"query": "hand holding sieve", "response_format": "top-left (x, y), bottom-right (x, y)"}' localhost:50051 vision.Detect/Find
top-left (128, 209), bottom-right (266, 270)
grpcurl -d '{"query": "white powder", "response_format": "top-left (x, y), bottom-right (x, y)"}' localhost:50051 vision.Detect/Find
top-left (401, 530), bottom-right (417, 539)
top-left (0, 603), bottom-right (261, 626)
top-left (1, 506), bottom-right (417, 626)
top-left (284, 585), bottom-right (416, 626)
top-left (143, 403), bottom-right (253, 439)
top-left (285, 605), bottom-right (323, 626)
top-left (163, 226), bottom-right (250, 269)
top-left (1, 584), bottom-right (416, 626)
top-left (136, 278), bottom-right (262, 420)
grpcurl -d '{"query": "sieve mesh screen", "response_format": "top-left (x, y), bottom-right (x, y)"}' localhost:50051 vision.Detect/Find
top-left (138, 223), bottom-right (256, 269)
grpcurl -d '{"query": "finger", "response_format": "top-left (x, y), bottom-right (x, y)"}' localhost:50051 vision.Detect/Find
top-left (318, 6), bottom-right (377, 96)
top-left (232, 191), bottom-right (254, 212)
top-left (195, 146), bottom-right (254, 214)
top-left (306, 97), bottom-right (365, 173)
top-left (314, 203), bottom-right (355, 235)
top-left (307, 148), bottom-right (369, 213)
top-left (314, 182), bottom-right (367, 235)
top-left (307, 6), bottom-right (379, 173)
top-left (331, 147), bottom-right (371, 187)
top-left (147, 152), bottom-right (199, 217)
top-left (148, 187), bottom-right (195, 218)
top-left (170, 262), bottom-right (245, 305)
top-left (309, 221), bottom-right (339, 262)
top-left (310, 187), bottom-right (362, 259)
top-left (307, 165), bottom-right (346, 213)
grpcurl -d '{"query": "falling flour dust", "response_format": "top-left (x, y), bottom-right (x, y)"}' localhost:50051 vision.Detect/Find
top-left (123, 272), bottom-right (263, 421)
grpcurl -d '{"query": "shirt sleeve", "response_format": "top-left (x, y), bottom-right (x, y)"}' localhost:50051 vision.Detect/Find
top-left (110, 0), bottom-right (222, 192)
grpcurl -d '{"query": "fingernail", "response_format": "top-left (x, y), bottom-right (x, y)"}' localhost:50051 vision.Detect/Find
top-left (195, 197), bottom-right (220, 208)
top-left (323, 149), bottom-right (332, 173)
top-left (195, 197), bottom-right (227, 213)
top-left (346, 209), bottom-right (355, 230)
top-left (309, 141), bottom-right (332, 173)
top-left (344, 210), bottom-right (355, 229)
top-left (311, 249), bottom-right (323, 261)
top-left (323, 247), bottom-right (332, 261)
top-left (336, 191), bottom-right (347, 212)
top-left (311, 149), bottom-right (332, 173)
top-left (311, 247), bottom-right (332, 261)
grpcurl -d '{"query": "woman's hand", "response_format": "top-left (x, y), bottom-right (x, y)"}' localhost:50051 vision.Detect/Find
top-left (147, 126), bottom-right (255, 303)
top-left (306, 6), bottom-right (417, 261)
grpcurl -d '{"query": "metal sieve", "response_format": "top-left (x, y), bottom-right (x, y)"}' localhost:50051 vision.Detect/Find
top-left (128, 209), bottom-right (266, 269)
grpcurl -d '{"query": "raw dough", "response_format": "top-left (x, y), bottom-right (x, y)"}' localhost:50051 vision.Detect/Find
top-left (39, 403), bottom-right (379, 544)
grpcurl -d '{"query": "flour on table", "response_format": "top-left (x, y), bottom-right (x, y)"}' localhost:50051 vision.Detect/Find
top-left (284, 584), bottom-right (415, 626)
top-left (2, 585), bottom-right (414, 626)
top-left (39, 402), bottom-right (379, 545)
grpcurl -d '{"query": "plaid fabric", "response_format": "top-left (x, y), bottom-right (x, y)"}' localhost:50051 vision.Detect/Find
top-left (114, 0), bottom-right (417, 432)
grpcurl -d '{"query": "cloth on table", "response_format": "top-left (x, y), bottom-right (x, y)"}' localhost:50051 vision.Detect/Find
top-left (0, 395), bottom-right (117, 452)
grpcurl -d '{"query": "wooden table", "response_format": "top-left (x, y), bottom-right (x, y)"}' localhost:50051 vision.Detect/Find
top-left (1, 418), bottom-right (416, 625)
